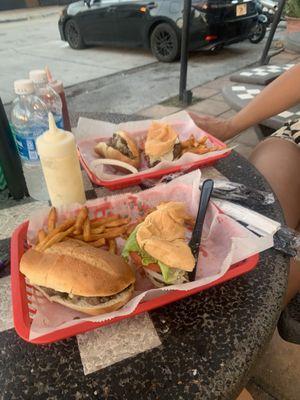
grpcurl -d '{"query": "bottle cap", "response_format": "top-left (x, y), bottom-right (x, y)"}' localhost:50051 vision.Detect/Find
top-left (36, 112), bottom-right (74, 159)
top-left (29, 69), bottom-right (48, 84)
top-left (14, 79), bottom-right (34, 95)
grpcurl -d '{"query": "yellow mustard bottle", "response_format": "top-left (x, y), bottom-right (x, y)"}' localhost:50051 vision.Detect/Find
top-left (36, 112), bottom-right (86, 207)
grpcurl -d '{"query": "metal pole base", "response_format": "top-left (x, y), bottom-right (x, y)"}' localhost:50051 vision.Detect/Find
top-left (179, 90), bottom-right (193, 106)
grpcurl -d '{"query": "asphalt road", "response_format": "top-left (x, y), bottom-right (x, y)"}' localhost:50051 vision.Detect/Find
top-left (1, 12), bottom-right (285, 114)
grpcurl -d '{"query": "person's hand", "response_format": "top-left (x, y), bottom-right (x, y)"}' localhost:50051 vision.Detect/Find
top-left (188, 111), bottom-right (237, 142)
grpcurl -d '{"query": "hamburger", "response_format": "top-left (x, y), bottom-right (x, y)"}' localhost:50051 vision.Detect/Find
top-left (144, 122), bottom-right (182, 167)
top-left (94, 130), bottom-right (140, 168)
top-left (122, 202), bottom-right (195, 287)
top-left (20, 239), bottom-right (135, 315)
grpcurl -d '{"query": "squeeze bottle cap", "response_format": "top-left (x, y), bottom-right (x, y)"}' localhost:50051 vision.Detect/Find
top-left (36, 113), bottom-right (74, 159)
top-left (44, 112), bottom-right (65, 142)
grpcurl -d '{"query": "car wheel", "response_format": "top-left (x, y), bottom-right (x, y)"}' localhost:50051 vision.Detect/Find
top-left (150, 23), bottom-right (179, 63)
top-left (65, 19), bottom-right (86, 50)
top-left (249, 23), bottom-right (267, 44)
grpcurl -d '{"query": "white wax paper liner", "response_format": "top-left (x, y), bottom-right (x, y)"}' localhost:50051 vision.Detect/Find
top-left (26, 171), bottom-right (270, 340)
top-left (75, 110), bottom-right (231, 181)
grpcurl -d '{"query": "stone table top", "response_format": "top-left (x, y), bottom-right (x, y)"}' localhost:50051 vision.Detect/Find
top-left (222, 83), bottom-right (300, 131)
top-left (0, 112), bottom-right (289, 400)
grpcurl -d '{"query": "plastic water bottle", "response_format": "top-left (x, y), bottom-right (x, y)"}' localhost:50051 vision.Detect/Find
top-left (11, 79), bottom-right (49, 201)
top-left (29, 69), bottom-right (64, 129)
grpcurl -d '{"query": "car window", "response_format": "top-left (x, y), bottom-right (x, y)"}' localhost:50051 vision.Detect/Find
top-left (96, 0), bottom-right (120, 4)
top-left (101, 0), bottom-right (119, 3)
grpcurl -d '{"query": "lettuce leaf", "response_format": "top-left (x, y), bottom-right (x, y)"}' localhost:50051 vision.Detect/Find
top-left (158, 262), bottom-right (188, 284)
top-left (122, 227), bottom-right (176, 283)
top-left (122, 226), bottom-right (156, 265)
top-left (122, 226), bottom-right (141, 260)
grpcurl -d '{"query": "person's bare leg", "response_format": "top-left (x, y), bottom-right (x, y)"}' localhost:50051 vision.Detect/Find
top-left (250, 138), bottom-right (300, 228)
top-left (249, 138), bottom-right (300, 306)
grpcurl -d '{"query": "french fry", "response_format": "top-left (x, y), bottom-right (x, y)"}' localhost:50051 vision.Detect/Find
top-left (91, 215), bottom-right (120, 228)
top-left (38, 226), bottom-right (75, 251)
top-left (94, 226), bottom-right (128, 240)
top-left (37, 229), bottom-right (46, 244)
top-left (73, 233), bottom-right (106, 242)
top-left (74, 206), bottom-right (88, 234)
top-left (83, 217), bottom-right (91, 242)
top-left (108, 239), bottom-right (117, 254)
top-left (198, 136), bottom-right (208, 145)
top-left (104, 217), bottom-right (130, 228)
top-left (183, 147), bottom-right (210, 155)
top-left (90, 226), bottom-right (105, 235)
top-left (47, 207), bottom-right (57, 233)
top-left (181, 137), bottom-right (194, 149)
top-left (123, 223), bottom-right (137, 238)
top-left (35, 218), bottom-right (75, 251)
top-left (209, 145), bottom-right (219, 152)
top-left (90, 238), bottom-right (106, 248)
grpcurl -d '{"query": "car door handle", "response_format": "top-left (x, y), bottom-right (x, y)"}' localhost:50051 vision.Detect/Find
top-left (147, 2), bottom-right (157, 9)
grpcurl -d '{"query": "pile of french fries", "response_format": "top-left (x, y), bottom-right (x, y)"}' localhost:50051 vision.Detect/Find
top-left (181, 134), bottom-right (220, 155)
top-left (35, 206), bottom-right (138, 255)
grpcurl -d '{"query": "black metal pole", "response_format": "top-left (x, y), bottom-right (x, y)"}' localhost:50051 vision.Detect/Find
top-left (259, 0), bottom-right (286, 65)
top-left (179, 0), bottom-right (193, 105)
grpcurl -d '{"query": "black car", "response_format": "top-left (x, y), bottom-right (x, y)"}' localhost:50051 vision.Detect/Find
top-left (59, 0), bottom-right (258, 62)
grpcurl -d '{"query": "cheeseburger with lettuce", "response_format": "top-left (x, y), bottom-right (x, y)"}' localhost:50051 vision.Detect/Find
top-left (122, 202), bottom-right (195, 287)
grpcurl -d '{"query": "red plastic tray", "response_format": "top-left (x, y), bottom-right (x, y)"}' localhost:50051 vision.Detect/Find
top-left (11, 221), bottom-right (259, 344)
top-left (78, 130), bottom-right (231, 190)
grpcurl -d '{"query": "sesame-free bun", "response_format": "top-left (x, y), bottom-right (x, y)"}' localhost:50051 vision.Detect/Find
top-left (94, 131), bottom-right (140, 168)
top-left (20, 239), bottom-right (136, 315)
top-left (144, 122), bottom-right (179, 158)
top-left (136, 202), bottom-right (195, 272)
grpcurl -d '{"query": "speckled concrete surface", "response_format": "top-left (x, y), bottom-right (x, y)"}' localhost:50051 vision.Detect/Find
top-left (77, 314), bottom-right (161, 375)
top-left (0, 275), bottom-right (13, 332)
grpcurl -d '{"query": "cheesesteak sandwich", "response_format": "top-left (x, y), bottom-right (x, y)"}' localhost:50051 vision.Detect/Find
top-left (122, 202), bottom-right (195, 287)
top-left (20, 239), bottom-right (135, 315)
top-left (94, 130), bottom-right (140, 168)
top-left (144, 122), bottom-right (182, 167)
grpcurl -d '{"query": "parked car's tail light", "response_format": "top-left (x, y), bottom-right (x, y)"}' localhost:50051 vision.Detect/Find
top-left (204, 34), bottom-right (218, 41)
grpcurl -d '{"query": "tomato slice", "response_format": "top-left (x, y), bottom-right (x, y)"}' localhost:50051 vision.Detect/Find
top-left (130, 252), bottom-right (161, 273)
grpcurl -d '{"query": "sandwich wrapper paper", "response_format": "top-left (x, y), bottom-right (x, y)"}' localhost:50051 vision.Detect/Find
top-left (75, 111), bottom-right (231, 181)
top-left (26, 171), bottom-right (273, 340)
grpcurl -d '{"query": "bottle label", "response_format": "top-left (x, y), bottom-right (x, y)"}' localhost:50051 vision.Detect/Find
top-left (11, 125), bottom-right (44, 162)
top-left (55, 115), bottom-right (64, 129)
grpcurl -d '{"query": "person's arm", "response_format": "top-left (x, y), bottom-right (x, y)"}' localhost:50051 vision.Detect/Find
top-left (190, 63), bottom-right (300, 141)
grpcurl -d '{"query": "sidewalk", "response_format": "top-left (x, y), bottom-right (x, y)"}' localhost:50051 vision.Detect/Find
top-left (138, 49), bottom-right (300, 400)
top-left (0, 6), bottom-right (62, 24)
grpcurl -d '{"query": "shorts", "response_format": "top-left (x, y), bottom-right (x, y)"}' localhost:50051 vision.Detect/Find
top-left (272, 119), bottom-right (300, 146)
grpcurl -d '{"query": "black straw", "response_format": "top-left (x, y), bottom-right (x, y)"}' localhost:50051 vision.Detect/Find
top-left (188, 179), bottom-right (214, 281)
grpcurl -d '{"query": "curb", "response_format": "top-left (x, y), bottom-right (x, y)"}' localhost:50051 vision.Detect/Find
top-left (0, 11), bottom-right (59, 24)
